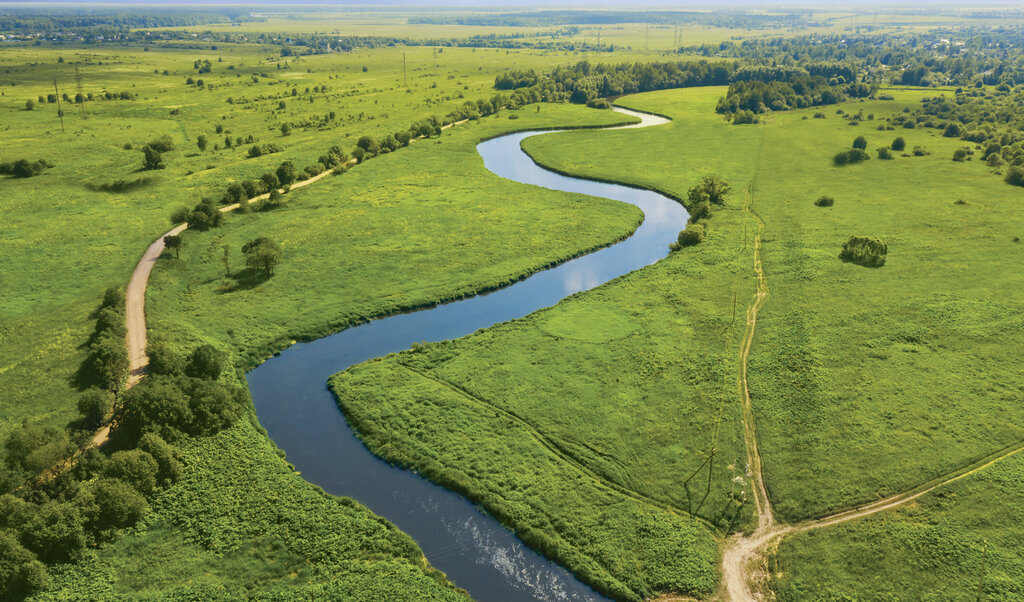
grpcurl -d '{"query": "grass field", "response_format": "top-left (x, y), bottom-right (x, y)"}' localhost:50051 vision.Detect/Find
top-left (0, 40), bottom-right (642, 437)
top-left (329, 84), bottom-right (1024, 599)
top-left (330, 87), bottom-right (765, 600)
top-left (749, 91), bottom-right (1024, 520)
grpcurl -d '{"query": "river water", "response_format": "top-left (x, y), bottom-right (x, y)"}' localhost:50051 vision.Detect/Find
top-left (248, 107), bottom-right (687, 601)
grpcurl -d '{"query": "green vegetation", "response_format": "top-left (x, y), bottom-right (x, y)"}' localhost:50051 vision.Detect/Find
top-left (839, 235), bottom-right (888, 267)
top-left (332, 87), bottom-right (765, 599)
top-left (772, 452), bottom-right (1024, 599)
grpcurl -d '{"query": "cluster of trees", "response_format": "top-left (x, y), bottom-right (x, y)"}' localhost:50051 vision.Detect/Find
top-left (140, 135), bottom-right (174, 171)
top-left (840, 235), bottom-right (888, 268)
top-left (887, 88), bottom-right (1024, 178)
top-left (686, 29), bottom-right (1024, 89)
top-left (0, 340), bottom-right (241, 599)
top-left (242, 237), bottom-right (282, 276)
top-left (716, 76), bottom-right (874, 117)
top-left (84, 288), bottom-right (129, 392)
top-left (0, 158), bottom-right (54, 178)
top-left (670, 175), bottom-right (730, 250)
top-left (247, 143), bottom-right (283, 159)
top-left (496, 60), bottom-right (734, 106)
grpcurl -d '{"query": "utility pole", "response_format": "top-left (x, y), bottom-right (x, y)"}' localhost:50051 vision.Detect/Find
top-left (644, 23), bottom-right (649, 52)
top-left (403, 51), bottom-right (407, 87)
top-left (75, 66), bottom-right (86, 119)
top-left (53, 79), bottom-right (65, 133)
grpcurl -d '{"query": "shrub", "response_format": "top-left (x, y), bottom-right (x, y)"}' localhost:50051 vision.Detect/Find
top-left (242, 237), bottom-right (283, 275)
top-left (852, 135), bottom-right (867, 150)
top-left (813, 112), bottom-right (826, 119)
top-left (839, 235), bottom-right (887, 267)
top-left (815, 196), bottom-right (835, 207)
top-left (1004, 165), bottom-right (1024, 187)
top-left (586, 98), bottom-right (611, 109)
top-left (943, 123), bottom-right (962, 137)
top-left (22, 501), bottom-right (86, 563)
top-left (141, 146), bottom-right (164, 171)
top-left (105, 450), bottom-right (158, 496)
top-left (671, 223), bottom-right (706, 250)
top-left (137, 434), bottom-right (181, 487)
top-left (276, 160), bottom-right (298, 185)
top-left (185, 345), bottom-right (224, 380)
top-left (687, 175), bottom-right (731, 206)
top-left (833, 149), bottom-right (870, 166)
top-left (912, 145), bottom-right (931, 157)
top-left (953, 148), bottom-right (969, 162)
top-left (91, 334), bottom-right (129, 391)
top-left (877, 147), bottom-right (894, 160)
top-left (890, 137), bottom-right (906, 151)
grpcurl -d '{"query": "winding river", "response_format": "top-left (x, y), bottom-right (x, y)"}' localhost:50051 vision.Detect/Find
top-left (248, 107), bottom-right (688, 601)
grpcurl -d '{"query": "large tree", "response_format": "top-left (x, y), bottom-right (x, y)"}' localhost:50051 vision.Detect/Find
top-left (242, 237), bottom-right (282, 276)
top-left (687, 175), bottom-right (732, 206)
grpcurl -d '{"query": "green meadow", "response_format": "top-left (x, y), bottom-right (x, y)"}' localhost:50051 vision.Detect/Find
top-left (331, 84), bottom-right (1024, 598)
top-left (0, 41), bottom-right (636, 436)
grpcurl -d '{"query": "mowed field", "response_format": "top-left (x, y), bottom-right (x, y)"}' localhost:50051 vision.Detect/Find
top-left (0, 40), bottom-right (642, 437)
top-left (330, 85), bottom-right (1024, 599)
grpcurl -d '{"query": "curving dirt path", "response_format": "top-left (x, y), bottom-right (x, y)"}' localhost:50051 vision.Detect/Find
top-left (718, 178), bottom-right (1024, 601)
top-left (101, 120), bottom-right (476, 448)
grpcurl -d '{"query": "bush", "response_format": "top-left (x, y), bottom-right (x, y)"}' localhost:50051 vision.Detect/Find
top-left (687, 175), bottom-right (731, 206)
top-left (242, 237), bottom-right (283, 275)
top-left (77, 388), bottom-right (113, 428)
top-left (671, 224), bottom-right (706, 250)
top-left (148, 341), bottom-right (185, 375)
top-left (147, 135), bottom-right (174, 152)
top-left (833, 148), bottom-right (870, 166)
top-left (852, 135), bottom-right (867, 150)
top-left (839, 235), bottom-right (887, 267)
top-left (586, 98), bottom-right (611, 109)
top-left (912, 145), bottom-right (930, 157)
top-left (815, 196), bottom-right (835, 207)
top-left (953, 148), bottom-right (968, 162)
top-left (22, 501), bottom-right (86, 563)
top-left (137, 434), bottom-right (181, 487)
top-left (105, 450), bottom-right (159, 496)
top-left (877, 147), bottom-right (894, 160)
top-left (91, 334), bottom-right (129, 391)
top-left (186, 344), bottom-right (224, 380)
top-left (890, 137), bottom-right (906, 151)
top-left (1004, 165), bottom-right (1024, 187)
top-left (943, 123), bottom-right (962, 137)
top-left (88, 477), bottom-right (147, 534)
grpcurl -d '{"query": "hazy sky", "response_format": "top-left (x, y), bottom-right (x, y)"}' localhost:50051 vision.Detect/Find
top-left (0, 0), bottom-right (1014, 6)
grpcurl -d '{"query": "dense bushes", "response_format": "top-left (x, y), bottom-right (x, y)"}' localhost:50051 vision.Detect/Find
top-left (185, 198), bottom-right (223, 231)
top-left (0, 158), bottom-right (54, 178)
top-left (833, 149), bottom-right (870, 166)
top-left (670, 176), bottom-right (729, 251)
top-left (815, 195), bottom-right (835, 207)
top-left (1005, 165), bottom-right (1024, 186)
top-left (839, 235), bottom-right (888, 267)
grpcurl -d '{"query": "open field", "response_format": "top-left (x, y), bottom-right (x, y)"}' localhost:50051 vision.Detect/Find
top-left (331, 87), bottom-right (764, 600)
top-left (0, 40), bottom-right (642, 436)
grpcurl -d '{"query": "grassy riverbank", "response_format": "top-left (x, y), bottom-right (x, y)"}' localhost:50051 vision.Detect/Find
top-left (0, 41), bottom-right (637, 437)
top-left (332, 87), bottom-right (764, 600)
top-left (332, 84), bottom-right (1024, 598)
top-left (35, 102), bottom-right (640, 598)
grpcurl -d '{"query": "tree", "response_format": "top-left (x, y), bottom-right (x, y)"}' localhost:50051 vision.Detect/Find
top-left (890, 137), bottom-right (906, 151)
top-left (23, 501), bottom-right (86, 563)
top-left (0, 531), bottom-right (47, 599)
top-left (943, 122), bottom-right (962, 138)
top-left (356, 135), bottom-right (379, 156)
top-left (261, 172), bottom-right (280, 190)
top-left (852, 135), bottom-right (867, 150)
top-left (196, 134), bottom-right (208, 152)
top-left (78, 388), bottom-right (113, 428)
top-left (186, 380), bottom-right (242, 436)
top-left (88, 477), bottom-right (147, 533)
top-left (351, 147), bottom-right (366, 163)
top-left (163, 234), bottom-right (182, 258)
top-left (147, 341), bottom-right (184, 376)
top-left (280, 123), bottom-right (291, 136)
top-left (877, 147), bottom-right (894, 160)
top-left (105, 450), bottom-right (159, 496)
top-left (25, 99), bottom-right (34, 110)
top-left (687, 175), bottom-right (731, 206)
top-left (91, 334), bottom-right (129, 391)
top-left (276, 161), bottom-right (298, 186)
top-left (242, 237), bottom-right (283, 276)
top-left (138, 433), bottom-right (181, 487)
top-left (840, 235), bottom-right (887, 267)
top-left (141, 145), bottom-right (164, 170)
top-left (186, 345), bottom-right (224, 380)
top-left (395, 131), bottom-right (412, 147)
top-left (673, 223), bottom-right (706, 249)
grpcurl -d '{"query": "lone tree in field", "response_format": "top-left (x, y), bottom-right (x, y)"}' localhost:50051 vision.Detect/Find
top-left (25, 99), bottom-right (34, 110)
top-left (196, 135), bottom-right (207, 152)
top-left (890, 137), bottom-right (906, 151)
top-left (687, 175), bottom-right (732, 206)
top-left (163, 234), bottom-right (182, 259)
top-left (141, 145), bottom-right (164, 170)
top-left (242, 237), bottom-right (282, 276)
top-left (852, 135), bottom-right (868, 150)
top-left (840, 235), bottom-right (887, 268)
